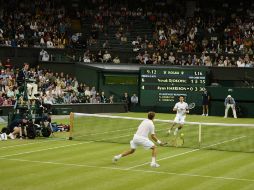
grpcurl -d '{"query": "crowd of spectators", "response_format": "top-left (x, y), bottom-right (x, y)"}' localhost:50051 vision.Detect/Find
top-left (1, 0), bottom-right (254, 68)
top-left (134, 51), bottom-right (254, 67)
top-left (0, 0), bottom-right (74, 48)
top-left (77, 0), bottom-right (254, 67)
top-left (0, 62), bottom-right (114, 107)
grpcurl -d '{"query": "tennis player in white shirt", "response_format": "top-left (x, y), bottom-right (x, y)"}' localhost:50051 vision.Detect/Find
top-left (168, 96), bottom-right (189, 135)
top-left (113, 111), bottom-right (162, 168)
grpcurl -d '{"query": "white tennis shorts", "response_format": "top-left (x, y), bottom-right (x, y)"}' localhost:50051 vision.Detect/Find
top-left (130, 134), bottom-right (155, 150)
top-left (174, 115), bottom-right (186, 125)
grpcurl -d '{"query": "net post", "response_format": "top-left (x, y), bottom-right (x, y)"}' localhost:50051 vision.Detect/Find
top-left (69, 112), bottom-right (74, 140)
top-left (198, 123), bottom-right (202, 148)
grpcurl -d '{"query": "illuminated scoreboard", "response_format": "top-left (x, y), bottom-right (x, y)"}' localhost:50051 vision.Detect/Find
top-left (140, 67), bottom-right (209, 107)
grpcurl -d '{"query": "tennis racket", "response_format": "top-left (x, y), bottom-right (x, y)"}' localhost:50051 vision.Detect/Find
top-left (188, 102), bottom-right (195, 110)
top-left (160, 135), bottom-right (184, 147)
top-left (171, 136), bottom-right (184, 147)
top-left (159, 142), bottom-right (169, 147)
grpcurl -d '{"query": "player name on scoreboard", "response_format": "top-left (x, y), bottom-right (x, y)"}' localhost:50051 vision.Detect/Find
top-left (141, 85), bottom-right (206, 92)
top-left (140, 67), bottom-right (209, 106)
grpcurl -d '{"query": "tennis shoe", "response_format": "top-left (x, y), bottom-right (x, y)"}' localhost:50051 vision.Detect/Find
top-left (150, 162), bottom-right (160, 168)
top-left (8, 133), bottom-right (15, 139)
top-left (112, 155), bottom-right (119, 163)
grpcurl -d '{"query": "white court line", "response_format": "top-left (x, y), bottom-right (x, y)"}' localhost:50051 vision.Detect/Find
top-left (0, 141), bottom-right (92, 158)
top-left (0, 139), bottom-right (63, 150)
top-left (0, 157), bottom-right (254, 183)
top-left (0, 133), bottom-right (134, 158)
top-left (126, 136), bottom-right (246, 170)
top-left (0, 123), bottom-right (168, 158)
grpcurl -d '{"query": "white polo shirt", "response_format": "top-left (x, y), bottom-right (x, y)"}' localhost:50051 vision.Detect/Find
top-left (174, 102), bottom-right (189, 116)
top-left (135, 119), bottom-right (155, 138)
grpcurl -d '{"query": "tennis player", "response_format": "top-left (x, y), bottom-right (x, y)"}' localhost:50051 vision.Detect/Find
top-left (113, 111), bottom-right (162, 168)
top-left (168, 96), bottom-right (189, 135)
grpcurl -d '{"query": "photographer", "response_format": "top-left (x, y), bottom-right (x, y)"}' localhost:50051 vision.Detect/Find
top-left (8, 118), bottom-right (28, 139)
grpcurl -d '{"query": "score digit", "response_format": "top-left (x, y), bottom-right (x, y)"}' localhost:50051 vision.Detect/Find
top-left (194, 71), bottom-right (203, 76)
top-left (146, 69), bottom-right (156, 74)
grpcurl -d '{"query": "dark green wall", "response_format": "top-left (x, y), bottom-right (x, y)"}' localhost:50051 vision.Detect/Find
top-left (206, 86), bottom-right (254, 117)
top-left (39, 61), bottom-right (76, 76)
top-left (98, 72), bottom-right (139, 102)
top-left (74, 63), bottom-right (99, 87)
top-left (36, 62), bottom-right (254, 117)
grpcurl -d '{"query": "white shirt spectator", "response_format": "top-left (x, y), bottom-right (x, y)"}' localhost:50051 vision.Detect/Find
top-left (83, 56), bottom-right (91, 63)
top-left (40, 49), bottom-right (50, 61)
top-left (47, 40), bottom-right (54, 48)
top-left (168, 52), bottom-right (175, 64)
top-left (44, 95), bottom-right (54, 105)
top-left (40, 37), bottom-right (45, 45)
top-left (237, 59), bottom-right (245, 67)
top-left (113, 56), bottom-right (120, 64)
top-left (103, 51), bottom-right (111, 62)
top-left (84, 88), bottom-right (91, 97)
top-left (30, 21), bottom-right (38, 31)
top-left (0, 28), bottom-right (3, 38)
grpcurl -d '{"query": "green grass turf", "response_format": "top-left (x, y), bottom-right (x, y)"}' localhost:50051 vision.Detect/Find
top-left (0, 113), bottom-right (254, 190)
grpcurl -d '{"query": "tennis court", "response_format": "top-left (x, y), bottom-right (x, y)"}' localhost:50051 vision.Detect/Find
top-left (1, 113), bottom-right (254, 190)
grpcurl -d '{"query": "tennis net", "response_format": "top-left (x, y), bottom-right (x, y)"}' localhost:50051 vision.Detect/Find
top-left (68, 112), bottom-right (254, 153)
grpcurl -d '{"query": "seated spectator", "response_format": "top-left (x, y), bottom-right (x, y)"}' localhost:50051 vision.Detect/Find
top-left (6, 86), bottom-right (15, 99)
top-left (95, 92), bottom-right (101, 103)
top-left (4, 58), bottom-right (13, 69)
top-left (109, 95), bottom-right (114, 104)
top-left (43, 93), bottom-right (54, 111)
top-left (46, 38), bottom-right (54, 48)
top-left (113, 56), bottom-right (121, 64)
top-left (96, 50), bottom-right (104, 62)
top-left (103, 51), bottom-right (112, 63)
top-left (168, 52), bottom-right (175, 64)
top-left (0, 92), bottom-right (4, 105)
top-left (83, 55), bottom-right (91, 63)
top-left (100, 91), bottom-right (107, 103)
top-left (90, 86), bottom-right (97, 103)
top-left (84, 87), bottom-right (91, 103)
top-left (40, 49), bottom-right (50, 61)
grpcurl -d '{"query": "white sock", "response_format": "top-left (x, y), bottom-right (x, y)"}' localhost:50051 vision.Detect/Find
top-left (152, 157), bottom-right (156, 163)
top-left (117, 154), bottom-right (122, 159)
top-left (174, 128), bottom-right (179, 134)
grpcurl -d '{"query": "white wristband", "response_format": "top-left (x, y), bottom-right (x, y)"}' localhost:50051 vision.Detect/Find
top-left (157, 140), bottom-right (161, 144)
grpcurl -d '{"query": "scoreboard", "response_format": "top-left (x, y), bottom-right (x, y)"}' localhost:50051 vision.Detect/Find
top-left (140, 67), bottom-right (209, 107)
